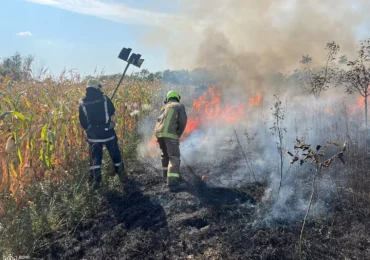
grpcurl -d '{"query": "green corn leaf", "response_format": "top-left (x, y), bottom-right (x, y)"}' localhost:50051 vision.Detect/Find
top-left (40, 149), bottom-right (50, 168)
top-left (4, 96), bottom-right (11, 105)
top-left (16, 130), bottom-right (29, 145)
top-left (41, 124), bottom-right (48, 140)
top-left (45, 156), bottom-right (50, 168)
top-left (40, 149), bottom-right (45, 162)
top-left (48, 130), bottom-right (55, 152)
top-left (12, 111), bottom-right (26, 121)
top-left (15, 92), bottom-right (24, 109)
top-left (18, 148), bottom-right (23, 165)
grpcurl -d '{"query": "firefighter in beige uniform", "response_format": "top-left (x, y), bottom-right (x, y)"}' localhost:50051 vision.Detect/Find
top-left (154, 90), bottom-right (187, 191)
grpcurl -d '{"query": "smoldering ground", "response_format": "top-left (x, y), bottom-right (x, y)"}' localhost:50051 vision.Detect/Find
top-left (136, 88), bottom-right (363, 227)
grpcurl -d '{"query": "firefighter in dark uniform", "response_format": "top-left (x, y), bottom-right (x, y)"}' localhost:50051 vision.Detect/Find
top-left (79, 79), bottom-right (125, 187)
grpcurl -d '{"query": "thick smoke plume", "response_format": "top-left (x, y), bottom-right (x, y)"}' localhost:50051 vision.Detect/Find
top-left (147, 0), bottom-right (368, 92)
top-left (141, 0), bottom-right (370, 157)
top-left (138, 0), bottom-right (370, 223)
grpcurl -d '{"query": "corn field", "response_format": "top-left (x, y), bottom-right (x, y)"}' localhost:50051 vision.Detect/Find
top-left (0, 75), bottom-right (162, 203)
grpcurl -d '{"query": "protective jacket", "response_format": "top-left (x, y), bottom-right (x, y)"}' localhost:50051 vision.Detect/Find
top-left (154, 99), bottom-right (187, 140)
top-left (79, 88), bottom-right (116, 142)
top-left (78, 87), bottom-right (124, 185)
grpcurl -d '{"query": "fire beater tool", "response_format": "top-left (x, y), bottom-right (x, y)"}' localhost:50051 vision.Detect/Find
top-left (111, 47), bottom-right (145, 100)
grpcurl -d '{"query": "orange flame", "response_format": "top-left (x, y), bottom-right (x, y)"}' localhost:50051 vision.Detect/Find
top-left (147, 87), bottom-right (262, 156)
top-left (249, 93), bottom-right (262, 106)
top-left (324, 96), bottom-right (366, 116)
top-left (183, 87), bottom-right (262, 137)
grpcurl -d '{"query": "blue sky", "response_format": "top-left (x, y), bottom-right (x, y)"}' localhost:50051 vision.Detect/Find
top-left (0, 0), bottom-right (180, 76)
top-left (2, 0), bottom-right (370, 78)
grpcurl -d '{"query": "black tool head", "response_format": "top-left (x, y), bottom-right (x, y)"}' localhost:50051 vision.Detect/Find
top-left (118, 48), bottom-right (132, 61)
top-left (118, 47), bottom-right (144, 67)
top-left (129, 53), bottom-right (145, 68)
top-left (135, 59), bottom-right (144, 68)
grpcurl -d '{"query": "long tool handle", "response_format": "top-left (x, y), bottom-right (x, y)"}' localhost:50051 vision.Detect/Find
top-left (111, 61), bottom-right (132, 100)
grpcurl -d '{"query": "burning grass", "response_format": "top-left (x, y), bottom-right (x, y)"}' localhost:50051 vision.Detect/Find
top-left (1, 73), bottom-right (370, 259)
top-left (183, 87), bottom-right (262, 137)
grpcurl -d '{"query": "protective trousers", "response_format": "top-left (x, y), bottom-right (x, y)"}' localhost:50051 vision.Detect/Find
top-left (158, 137), bottom-right (180, 179)
top-left (89, 137), bottom-right (124, 184)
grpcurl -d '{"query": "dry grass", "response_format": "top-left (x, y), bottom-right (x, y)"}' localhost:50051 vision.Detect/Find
top-left (0, 74), bottom-right (162, 202)
top-left (1, 69), bottom-right (370, 259)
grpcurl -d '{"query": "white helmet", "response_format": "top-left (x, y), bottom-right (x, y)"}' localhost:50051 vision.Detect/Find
top-left (86, 78), bottom-right (102, 91)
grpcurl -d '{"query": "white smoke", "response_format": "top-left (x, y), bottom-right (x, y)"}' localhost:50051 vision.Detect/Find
top-left (137, 0), bottom-right (369, 223)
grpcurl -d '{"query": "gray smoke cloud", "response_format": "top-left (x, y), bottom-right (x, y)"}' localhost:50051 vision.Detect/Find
top-left (145, 0), bottom-right (369, 91)
top-left (141, 0), bottom-right (369, 156)
top-left (138, 0), bottom-right (369, 223)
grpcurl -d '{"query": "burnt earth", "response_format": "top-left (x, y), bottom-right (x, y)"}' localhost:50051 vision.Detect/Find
top-left (33, 163), bottom-right (370, 260)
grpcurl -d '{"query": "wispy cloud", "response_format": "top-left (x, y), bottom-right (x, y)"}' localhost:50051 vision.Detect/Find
top-left (25, 0), bottom-right (174, 26)
top-left (17, 31), bottom-right (33, 36)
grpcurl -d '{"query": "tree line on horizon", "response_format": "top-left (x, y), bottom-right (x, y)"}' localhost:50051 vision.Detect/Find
top-left (0, 52), bottom-right (226, 87)
top-left (2, 38), bottom-right (370, 126)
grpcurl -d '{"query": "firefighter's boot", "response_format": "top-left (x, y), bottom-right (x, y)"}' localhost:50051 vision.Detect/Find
top-left (167, 176), bottom-right (186, 192)
top-left (89, 169), bottom-right (102, 190)
top-left (162, 168), bottom-right (168, 179)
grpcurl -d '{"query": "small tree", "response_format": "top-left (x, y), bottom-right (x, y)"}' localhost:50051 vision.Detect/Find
top-left (342, 39), bottom-right (370, 128)
top-left (287, 139), bottom-right (346, 259)
top-left (0, 52), bottom-right (34, 81)
top-left (297, 42), bottom-right (340, 99)
top-left (139, 69), bottom-right (150, 78)
top-left (270, 95), bottom-right (287, 194)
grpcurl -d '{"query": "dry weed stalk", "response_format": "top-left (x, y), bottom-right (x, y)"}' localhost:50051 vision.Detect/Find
top-left (233, 129), bottom-right (257, 182)
top-left (270, 96), bottom-right (286, 195)
top-left (286, 138), bottom-right (347, 259)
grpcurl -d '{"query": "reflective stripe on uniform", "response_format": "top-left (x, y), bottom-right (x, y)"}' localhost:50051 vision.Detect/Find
top-left (156, 107), bottom-right (180, 139)
top-left (114, 162), bottom-right (122, 167)
top-left (162, 167), bottom-right (168, 170)
top-left (156, 133), bottom-right (179, 139)
top-left (163, 108), bottom-right (174, 133)
top-left (89, 165), bottom-right (101, 170)
top-left (168, 172), bottom-right (180, 178)
top-left (103, 96), bottom-right (109, 124)
top-left (82, 105), bottom-right (88, 117)
top-left (88, 136), bottom-right (115, 143)
top-left (81, 104), bottom-right (89, 124)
